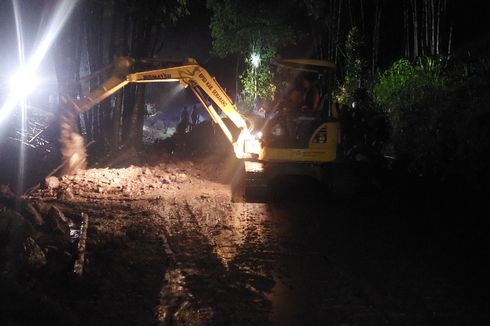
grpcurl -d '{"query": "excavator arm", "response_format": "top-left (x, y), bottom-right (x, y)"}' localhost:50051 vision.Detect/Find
top-left (68, 58), bottom-right (259, 158)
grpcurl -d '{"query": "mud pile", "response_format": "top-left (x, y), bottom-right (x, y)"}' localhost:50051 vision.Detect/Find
top-left (1, 151), bottom-right (248, 324)
top-left (36, 162), bottom-right (201, 202)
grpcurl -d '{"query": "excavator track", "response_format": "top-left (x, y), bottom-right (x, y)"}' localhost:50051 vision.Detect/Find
top-left (243, 161), bottom-right (269, 202)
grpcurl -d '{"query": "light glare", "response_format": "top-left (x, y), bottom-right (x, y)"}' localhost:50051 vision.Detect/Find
top-left (9, 69), bottom-right (40, 97)
top-left (251, 52), bottom-right (261, 68)
top-left (0, 0), bottom-right (78, 124)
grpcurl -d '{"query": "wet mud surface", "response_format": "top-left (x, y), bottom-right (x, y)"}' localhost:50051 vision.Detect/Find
top-left (11, 153), bottom-right (490, 325)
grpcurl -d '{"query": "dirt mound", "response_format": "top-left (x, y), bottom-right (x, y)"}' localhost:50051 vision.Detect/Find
top-left (156, 120), bottom-right (234, 157)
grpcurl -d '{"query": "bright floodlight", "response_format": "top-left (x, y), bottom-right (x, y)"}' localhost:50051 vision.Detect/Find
top-left (9, 68), bottom-right (40, 97)
top-left (251, 52), bottom-right (261, 68)
top-left (0, 0), bottom-right (78, 125)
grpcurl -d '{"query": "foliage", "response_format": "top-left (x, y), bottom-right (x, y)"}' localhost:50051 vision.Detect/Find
top-left (372, 57), bottom-right (445, 176)
top-left (373, 54), bottom-right (490, 182)
top-left (125, 0), bottom-right (189, 58)
top-left (336, 27), bottom-right (366, 105)
top-left (239, 46), bottom-right (277, 108)
top-left (206, 0), bottom-right (297, 58)
top-left (372, 59), bottom-right (416, 107)
top-left (339, 88), bottom-right (389, 160)
top-left (206, 0), bottom-right (299, 107)
top-left (373, 57), bottom-right (443, 113)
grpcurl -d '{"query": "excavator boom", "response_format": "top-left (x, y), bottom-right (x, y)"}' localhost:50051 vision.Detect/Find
top-left (68, 58), bottom-right (259, 158)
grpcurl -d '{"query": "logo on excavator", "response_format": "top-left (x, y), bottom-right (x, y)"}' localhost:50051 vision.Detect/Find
top-left (198, 73), bottom-right (213, 90)
top-left (198, 72), bottom-right (227, 107)
top-left (144, 73), bottom-right (172, 80)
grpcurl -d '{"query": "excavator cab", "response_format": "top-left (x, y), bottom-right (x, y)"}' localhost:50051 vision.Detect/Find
top-left (242, 59), bottom-right (341, 200)
top-left (257, 59), bottom-right (339, 164)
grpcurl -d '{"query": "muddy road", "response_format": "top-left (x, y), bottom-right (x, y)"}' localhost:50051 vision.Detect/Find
top-left (21, 153), bottom-right (490, 325)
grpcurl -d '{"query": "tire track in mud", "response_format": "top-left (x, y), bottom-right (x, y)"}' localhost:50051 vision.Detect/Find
top-left (30, 155), bottom-right (490, 325)
top-left (66, 200), bottom-right (170, 325)
top-left (154, 195), bottom-right (278, 325)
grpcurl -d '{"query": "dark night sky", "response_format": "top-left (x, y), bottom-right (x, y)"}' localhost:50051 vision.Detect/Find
top-left (452, 1), bottom-right (490, 45)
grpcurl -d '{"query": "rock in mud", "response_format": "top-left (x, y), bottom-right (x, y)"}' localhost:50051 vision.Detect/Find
top-left (23, 236), bottom-right (47, 269)
top-left (58, 187), bottom-right (75, 200)
top-left (44, 176), bottom-right (60, 189)
top-left (23, 202), bottom-right (44, 226)
top-left (32, 200), bottom-right (53, 216)
top-left (46, 206), bottom-right (71, 236)
top-left (176, 173), bottom-right (188, 183)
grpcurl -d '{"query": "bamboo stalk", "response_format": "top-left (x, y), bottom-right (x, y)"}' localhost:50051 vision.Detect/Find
top-left (412, 0), bottom-right (419, 58)
top-left (431, 0), bottom-right (435, 54)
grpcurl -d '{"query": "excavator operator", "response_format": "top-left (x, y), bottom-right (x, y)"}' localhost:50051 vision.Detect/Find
top-left (300, 74), bottom-right (320, 112)
top-left (274, 74), bottom-right (320, 113)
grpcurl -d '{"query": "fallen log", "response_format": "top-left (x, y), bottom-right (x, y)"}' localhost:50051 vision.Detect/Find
top-left (73, 212), bottom-right (89, 276)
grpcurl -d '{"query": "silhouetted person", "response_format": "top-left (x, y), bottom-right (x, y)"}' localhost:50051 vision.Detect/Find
top-left (277, 77), bottom-right (303, 113)
top-left (177, 106), bottom-right (189, 135)
top-left (190, 105), bottom-right (199, 130)
top-left (300, 75), bottom-right (320, 112)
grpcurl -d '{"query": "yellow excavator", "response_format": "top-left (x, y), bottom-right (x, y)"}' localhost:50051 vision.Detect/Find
top-left (68, 57), bottom-right (341, 198)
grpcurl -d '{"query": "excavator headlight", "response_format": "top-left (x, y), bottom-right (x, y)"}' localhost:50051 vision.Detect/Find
top-left (178, 80), bottom-right (189, 88)
top-left (271, 124), bottom-right (285, 136)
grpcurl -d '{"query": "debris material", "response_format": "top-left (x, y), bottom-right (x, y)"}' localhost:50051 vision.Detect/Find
top-left (73, 212), bottom-right (89, 276)
top-left (45, 176), bottom-right (60, 189)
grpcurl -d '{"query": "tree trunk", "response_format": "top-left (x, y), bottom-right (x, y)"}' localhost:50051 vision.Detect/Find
top-left (360, 0), bottom-right (365, 33)
top-left (85, 0), bottom-right (105, 146)
top-left (335, 0), bottom-right (342, 64)
top-left (424, 0), bottom-right (429, 55)
top-left (122, 85), bottom-right (135, 143)
top-left (128, 84), bottom-right (146, 148)
top-left (372, 0), bottom-right (382, 74)
top-left (235, 55), bottom-right (240, 102)
top-left (436, 0), bottom-right (441, 54)
top-left (431, 0), bottom-right (435, 55)
top-left (404, 1), bottom-right (410, 58)
top-left (112, 91), bottom-right (123, 151)
top-left (411, 0), bottom-right (419, 59)
top-left (447, 21), bottom-right (453, 54)
top-left (53, 4), bottom-right (87, 175)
